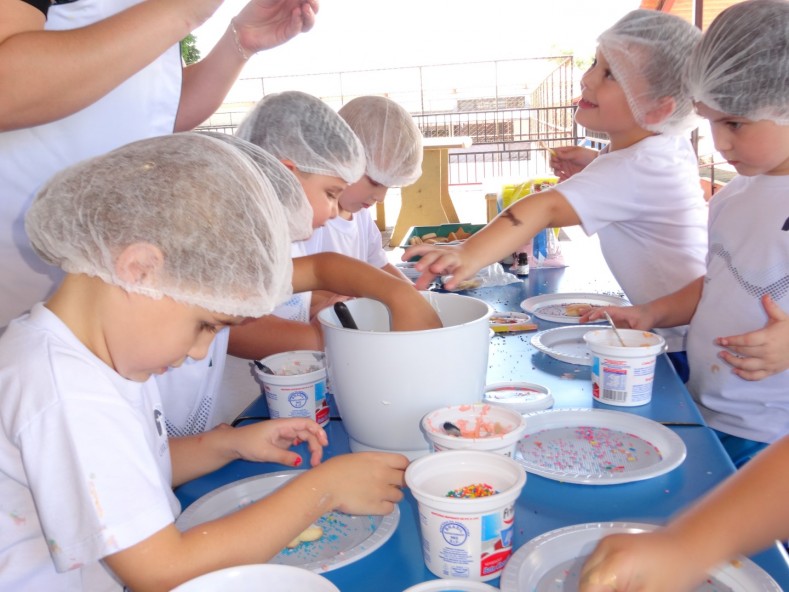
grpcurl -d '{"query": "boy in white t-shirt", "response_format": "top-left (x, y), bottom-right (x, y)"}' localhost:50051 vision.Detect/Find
top-left (586, 0), bottom-right (789, 468)
top-left (404, 10), bottom-right (709, 365)
top-left (0, 133), bottom-right (418, 591)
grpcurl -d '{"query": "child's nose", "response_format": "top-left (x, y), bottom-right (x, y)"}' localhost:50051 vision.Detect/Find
top-left (188, 334), bottom-right (215, 362)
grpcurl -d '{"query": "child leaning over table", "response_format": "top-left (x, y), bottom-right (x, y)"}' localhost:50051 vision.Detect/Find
top-left (227, 90), bottom-right (366, 361)
top-left (303, 95), bottom-right (425, 316)
top-left (0, 133), bottom-right (409, 591)
top-left (404, 9), bottom-right (708, 381)
top-left (157, 132), bottom-right (440, 435)
top-left (584, 0), bottom-right (789, 469)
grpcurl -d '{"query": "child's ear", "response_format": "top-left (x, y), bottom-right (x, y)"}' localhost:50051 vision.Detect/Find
top-left (115, 243), bottom-right (164, 287)
top-left (280, 159), bottom-right (297, 172)
top-left (643, 96), bottom-right (677, 126)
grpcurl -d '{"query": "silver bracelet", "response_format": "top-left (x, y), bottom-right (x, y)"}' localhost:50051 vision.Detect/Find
top-left (230, 18), bottom-right (253, 61)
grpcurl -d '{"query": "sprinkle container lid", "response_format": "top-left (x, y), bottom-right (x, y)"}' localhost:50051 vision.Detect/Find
top-left (484, 381), bottom-right (553, 414)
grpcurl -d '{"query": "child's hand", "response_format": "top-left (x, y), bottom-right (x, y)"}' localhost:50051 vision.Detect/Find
top-left (312, 452), bottom-right (408, 515)
top-left (232, 418), bottom-right (328, 468)
top-left (581, 305), bottom-right (654, 330)
top-left (550, 146), bottom-right (599, 181)
top-left (402, 245), bottom-right (477, 291)
top-left (579, 532), bottom-right (706, 592)
top-left (716, 294), bottom-right (789, 381)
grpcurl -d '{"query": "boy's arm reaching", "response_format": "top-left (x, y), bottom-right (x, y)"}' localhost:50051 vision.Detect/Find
top-left (291, 252), bottom-right (442, 331)
top-left (580, 435), bottom-right (789, 592)
top-left (404, 189), bottom-right (580, 291)
top-left (583, 277), bottom-right (705, 330)
top-left (105, 451), bottom-right (407, 591)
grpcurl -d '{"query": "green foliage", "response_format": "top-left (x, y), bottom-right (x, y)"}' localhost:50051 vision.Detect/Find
top-left (181, 34), bottom-right (201, 65)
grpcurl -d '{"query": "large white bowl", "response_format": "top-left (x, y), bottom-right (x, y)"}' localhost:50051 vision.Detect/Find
top-left (318, 292), bottom-right (493, 458)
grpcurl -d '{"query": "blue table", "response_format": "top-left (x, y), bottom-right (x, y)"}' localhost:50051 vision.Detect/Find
top-left (175, 240), bottom-right (789, 590)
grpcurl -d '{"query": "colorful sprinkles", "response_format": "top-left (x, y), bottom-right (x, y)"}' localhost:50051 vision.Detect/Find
top-left (446, 483), bottom-right (497, 498)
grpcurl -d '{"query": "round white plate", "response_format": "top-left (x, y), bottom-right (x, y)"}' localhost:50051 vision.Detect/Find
top-left (531, 326), bottom-right (598, 365)
top-left (490, 311), bottom-right (533, 332)
top-left (520, 292), bottom-right (629, 324)
top-left (172, 564), bottom-right (340, 592)
top-left (514, 409), bottom-right (686, 484)
top-left (500, 522), bottom-right (782, 592)
top-left (176, 471), bottom-right (399, 573)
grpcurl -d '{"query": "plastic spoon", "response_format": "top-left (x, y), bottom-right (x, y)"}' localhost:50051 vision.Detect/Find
top-left (334, 302), bottom-right (358, 329)
top-left (603, 311), bottom-right (627, 347)
top-left (443, 421), bottom-right (462, 437)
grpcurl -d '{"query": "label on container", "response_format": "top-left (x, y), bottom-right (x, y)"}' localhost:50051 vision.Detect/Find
top-left (418, 502), bottom-right (516, 581)
top-left (591, 355), bottom-right (656, 406)
top-left (264, 380), bottom-right (329, 426)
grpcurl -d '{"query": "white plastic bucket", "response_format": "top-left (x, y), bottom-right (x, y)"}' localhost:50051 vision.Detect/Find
top-left (583, 329), bottom-right (666, 407)
top-left (405, 450), bottom-right (526, 581)
top-left (254, 350), bottom-right (329, 426)
top-left (317, 292), bottom-right (493, 459)
top-left (421, 403), bottom-right (527, 457)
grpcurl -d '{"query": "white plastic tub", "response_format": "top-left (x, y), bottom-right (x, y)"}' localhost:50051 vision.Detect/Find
top-left (317, 292), bottom-right (493, 458)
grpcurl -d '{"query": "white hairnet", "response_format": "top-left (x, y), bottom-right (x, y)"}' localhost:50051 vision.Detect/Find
top-left (686, 0), bottom-right (789, 125)
top-left (26, 133), bottom-right (294, 318)
top-left (598, 9), bottom-right (702, 135)
top-left (236, 91), bottom-right (366, 184)
top-left (338, 96), bottom-right (423, 188)
top-left (198, 131), bottom-right (313, 241)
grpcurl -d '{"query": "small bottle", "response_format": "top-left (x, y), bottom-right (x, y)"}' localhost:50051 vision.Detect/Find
top-left (510, 251), bottom-right (529, 276)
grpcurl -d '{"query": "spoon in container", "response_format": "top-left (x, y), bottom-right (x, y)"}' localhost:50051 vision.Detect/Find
top-left (443, 421), bottom-right (462, 437)
top-left (603, 311), bottom-right (627, 347)
top-left (253, 360), bottom-right (275, 375)
top-left (334, 302), bottom-right (358, 329)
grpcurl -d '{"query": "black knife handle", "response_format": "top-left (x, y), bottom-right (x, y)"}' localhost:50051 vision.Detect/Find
top-left (333, 302), bottom-right (358, 329)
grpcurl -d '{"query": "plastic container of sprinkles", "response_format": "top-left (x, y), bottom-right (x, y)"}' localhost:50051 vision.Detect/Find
top-left (483, 381), bottom-right (553, 414)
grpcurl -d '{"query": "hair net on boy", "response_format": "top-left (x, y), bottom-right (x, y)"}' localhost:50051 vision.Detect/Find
top-left (597, 9), bottom-right (701, 135)
top-left (236, 90), bottom-right (366, 184)
top-left (198, 131), bottom-right (313, 241)
top-left (686, 0), bottom-right (789, 125)
top-left (25, 133), bottom-right (294, 318)
top-left (338, 96), bottom-right (423, 188)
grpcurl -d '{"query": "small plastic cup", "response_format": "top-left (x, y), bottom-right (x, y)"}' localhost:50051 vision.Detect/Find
top-left (254, 350), bottom-right (329, 426)
top-left (583, 329), bottom-right (667, 407)
top-left (405, 450), bottom-right (527, 582)
top-left (421, 403), bottom-right (527, 457)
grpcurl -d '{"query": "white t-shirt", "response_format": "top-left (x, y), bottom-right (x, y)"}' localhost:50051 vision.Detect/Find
top-left (300, 209), bottom-right (388, 268)
top-left (156, 329), bottom-right (230, 436)
top-left (0, 0), bottom-right (181, 330)
top-left (686, 175), bottom-right (789, 443)
top-left (0, 304), bottom-right (179, 591)
top-left (558, 135), bottom-right (709, 351)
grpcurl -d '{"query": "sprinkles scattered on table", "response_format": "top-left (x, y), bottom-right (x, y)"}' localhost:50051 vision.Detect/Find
top-left (446, 483), bottom-right (497, 498)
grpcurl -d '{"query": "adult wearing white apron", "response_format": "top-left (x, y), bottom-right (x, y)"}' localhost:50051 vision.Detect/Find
top-left (0, 0), bottom-right (319, 329)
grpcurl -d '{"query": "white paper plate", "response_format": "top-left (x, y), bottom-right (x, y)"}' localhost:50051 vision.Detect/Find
top-left (500, 522), bottom-right (782, 592)
top-left (514, 409), bottom-right (686, 484)
top-left (176, 471), bottom-right (399, 573)
top-left (490, 311), bottom-right (533, 332)
top-left (171, 564), bottom-right (340, 592)
top-left (520, 292), bottom-right (629, 324)
top-left (531, 326), bottom-right (598, 365)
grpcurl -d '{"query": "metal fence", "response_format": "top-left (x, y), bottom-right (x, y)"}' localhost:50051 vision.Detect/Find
top-left (197, 56), bottom-right (583, 185)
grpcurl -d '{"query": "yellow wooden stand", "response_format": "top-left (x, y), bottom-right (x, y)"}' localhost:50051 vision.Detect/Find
top-left (388, 136), bottom-right (472, 246)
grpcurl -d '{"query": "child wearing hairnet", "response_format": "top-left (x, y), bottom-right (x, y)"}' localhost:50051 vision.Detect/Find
top-left (585, 0), bottom-right (789, 472)
top-left (306, 96), bottom-right (423, 280)
top-left (0, 133), bottom-right (417, 591)
top-left (404, 9), bottom-right (709, 380)
top-left (303, 96), bottom-right (424, 316)
top-left (154, 132), bottom-right (441, 436)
